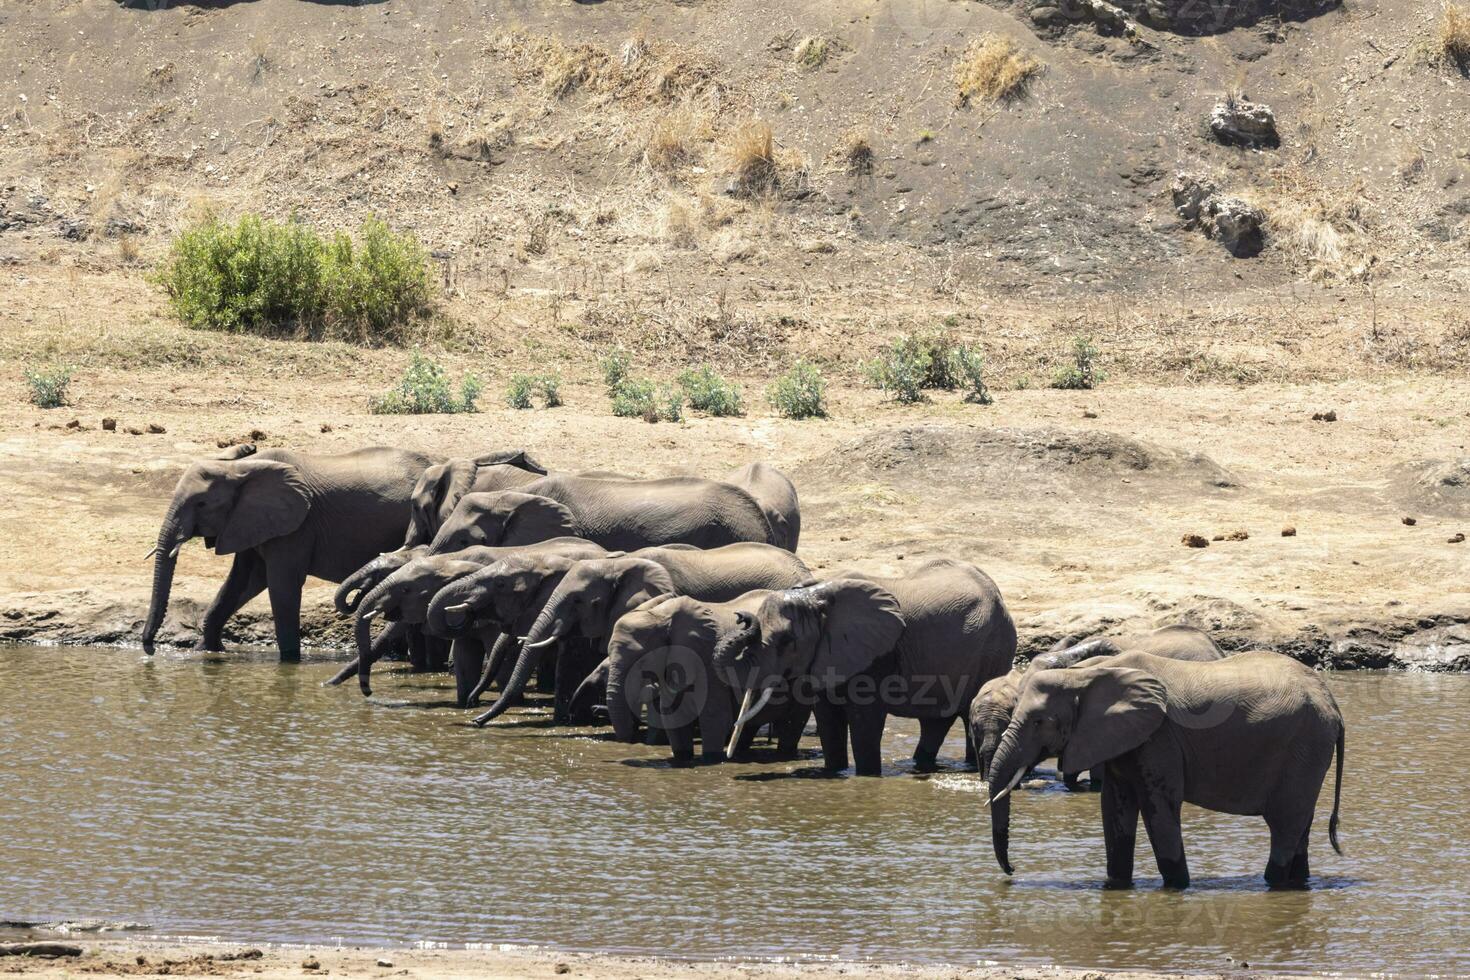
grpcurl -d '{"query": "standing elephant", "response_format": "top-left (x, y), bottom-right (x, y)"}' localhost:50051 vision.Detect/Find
top-left (429, 473), bottom-right (777, 554)
top-left (725, 463), bottom-right (800, 552)
top-left (970, 625), bottom-right (1227, 786)
top-left (469, 543), bottom-right (813, 727)
top-left (142, 445), bottom-right (438, 660)
top-left (986, 650), bottom-right (1345, 889)
top-left (604, 590), bottom-right (813, 763)
top-left (712, 559), bottom-right (1018, 776)
top-left (344, 538), bottom-right (608, 699)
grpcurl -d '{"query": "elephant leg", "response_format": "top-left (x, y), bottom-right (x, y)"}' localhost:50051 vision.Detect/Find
top-left (407, 631), bottom-right (429, 673)
top-left (1288, 825), bottom-right (1312, 884)
top-left (1139, 787), bottom-right (1189, 889)
top-left (1265, 811), bottom-right (1314, 889)
top-left (568, 658), bottom-right (609, 726)
top-left (199, 552), bottom-right (266, 651)
top-left (452, 635), bottom-right (487, 708)
top-left (536, 651), bottom-right (556, 693)
top-left (1063, 770), bottom-right (1084, 791)
top-left (812, 697), bottom-right (849, 773)
top-left (773, 704), bottom-right (812, 759)
top-left (1101, 765), bottom-right (1140, 887)
top-left (425, 636), bottom-right (450, 673)
top-left (1089, 766), bottom-right (1104, 791)
top-left (847, 699), bottom-right (887, 778)
top-left (913, 715), bottom-right (955, 772)
top-left (264, 559), bottom-right (306, 662)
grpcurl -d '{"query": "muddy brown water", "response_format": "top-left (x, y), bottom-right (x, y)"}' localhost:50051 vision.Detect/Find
top-left (0, 646), bottom-right (1465, 974)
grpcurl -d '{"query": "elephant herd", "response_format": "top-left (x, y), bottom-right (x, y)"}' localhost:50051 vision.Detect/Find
top-left (141, 442), bottom-right (1347, 891)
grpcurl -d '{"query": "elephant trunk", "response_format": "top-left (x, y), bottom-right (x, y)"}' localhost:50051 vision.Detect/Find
top-left (520, 580), bottom-right (575, 653)
top-left (986, 726), bottom-right (1031, 876)
top-left (335, 562), bottom-right (380, 615)
top-left (141, 497), bottom-right (194, 652)
top-left (605, 644), bottom-right (640, 743)
top-left (426, 577), bottom-right (477, 637)
top-left (470, 633), bottom-right (546, 726)
top-left (357, 612), bottom-right (382, 696)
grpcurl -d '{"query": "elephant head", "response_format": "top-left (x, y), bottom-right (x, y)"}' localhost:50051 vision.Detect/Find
top-left (712, 578), bottom-right (906, 758)
top-left (353, 555), bottom-right (485, 695)
top-left (968, 669), bottom-right (1023, 784)
top-left (428, 491), bottom-right (577, 554)
top-left (425, 552), bottom-right (581, 639)
top-left (403, 450), bottom-right (549, 547)
top-left (986, 664), bottom-right (1166, 875)
top-left (334, 546), bottom-right (426, 615)
top-left (142, 456), bottom-right (310, 651)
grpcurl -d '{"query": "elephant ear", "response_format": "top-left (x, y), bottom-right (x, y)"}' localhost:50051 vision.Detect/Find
top-left (216, 460), bottom-right (310, 555)
top-left (612, 560), bottom-right (677, 614)
top-left (503, 493), bottom-right (578, 544)
top-left (473, 449), bottom-right (548, 474)
top-left (806, 578), bottom-right (906, 687)
top-left (1057, 666), bottom-right (1168, 775)
top-left (406, 462), bottom-right (477, 546)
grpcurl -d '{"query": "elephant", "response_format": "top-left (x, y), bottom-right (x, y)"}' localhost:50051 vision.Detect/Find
top-left (343, 538), bottom-right (609, 700)
top-left (401, 450), bottom-right (628, 547)
top-left (724, 463), bottom-right (800, 552)
top-left (970, 625), bottom-right (1227, 787)
top-left (428, 472), bottom-right (779, 554)
top-left (142, 444), bottom-right (438, 660)
top-left (603, 590), bottom-right (814, 763)
top-left (985, 650), bottom-right (1346, 890)
top-left (468, 542), bottom-right (813, 727)
top-left (711, 559), bottom-right (1018, 776)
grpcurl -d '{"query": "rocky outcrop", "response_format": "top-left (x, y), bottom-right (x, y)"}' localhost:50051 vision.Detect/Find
top-left (1210, 95), bottom-right (1279, 147)
top-left (1171, 173), bottom-right (1266, 257)
top-left (1106, 0), bottom-right (1339, 33)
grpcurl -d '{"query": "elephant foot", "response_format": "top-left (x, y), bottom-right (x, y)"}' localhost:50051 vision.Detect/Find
top-left (197, 637), bottom-right (226, 653)
top-left (701, 750), bottom-right (727, 764)
top-left (912, 748), bottom-right (941, 773)
top-left (1102, 876), bottom-right (1135, 890)
top-left (670, 749), bottom-right (696, 766)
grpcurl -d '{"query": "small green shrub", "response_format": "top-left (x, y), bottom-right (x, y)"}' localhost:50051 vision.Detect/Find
top-left (24, 363), bottom-right (74, 409)
top-left (600, 350), bottom-right (632, 393)
top-left (1050, 336), bottom-right (1104, 390)
top-left (660, 385), bottom-right (685, 422)
top-left (677, 365), bottom-right (745, 416)
top-left (609, 376), bottom-right (682, 422)
top-left (864, 329), bottom-right (992, 404)
top-left (506, 372), bottom-right (563, 410)
top-left (369, 352), bottom-right (481, 414)
top-left (767, 361), bottom-right (828, 419)
top-left (953, 346), bottom-right (994, 405)
top-left (156, 213), bottom-right (433, 344)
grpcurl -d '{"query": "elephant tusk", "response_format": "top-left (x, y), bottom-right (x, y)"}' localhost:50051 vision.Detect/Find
top-left (445, 603), bottom-right (471, 614)
top-left (988, 768), bottom-right (1026, 807)
top-left (521, 636), bottom-right (557, 651)
top-left (168, 543), bottom-right (183, 558)
top-left (725, 686), bottom-right (758, 759)
top-left (361, 610), bottom-right (378, 622)
top-left (142, 546), bottom-right (159, 562)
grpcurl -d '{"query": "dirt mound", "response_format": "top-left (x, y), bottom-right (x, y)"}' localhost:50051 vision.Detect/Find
top-left (1394, 458), bottom-right (1470, 518)
top-left (795, 425), bottom-right (1238, 500)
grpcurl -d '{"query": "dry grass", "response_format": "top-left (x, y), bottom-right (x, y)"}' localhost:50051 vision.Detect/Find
top-left (1435, 2), bottom-right (1470, 69)
top-left (794, 36), bottom-right (832, 70)
top-left (834, 130), bottom-right (874, 176)
top-left (644, 106), bottom-right (713, 172)
top-left (953, 35), bottom-right (1041, 106)
top-left (720, 119), bottom-right (778, 196)
top-left (1248, 179), bottom-right (1376, 281)
top-left (661, 199), bottom-right (699, 249)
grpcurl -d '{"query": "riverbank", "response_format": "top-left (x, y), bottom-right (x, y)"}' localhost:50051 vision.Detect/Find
top-left (0, 939), bottom-right (1343, 980)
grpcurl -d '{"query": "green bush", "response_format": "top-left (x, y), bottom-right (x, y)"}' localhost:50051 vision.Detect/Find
top-left (864, 329), bottom-right (992, 404)
top-left (610, 377), bottom-right (657, 419)
top-left (767, 361), bottom-right (828, 419)
top-left (24, 363), bottom-right (74, 409)
top-left (1051, 336), bottom-right (1104, 390)
top-left (506, 372), bottom-right (563, 410)
top-left (369, 352), bottom-right (481, 414)
top-left (660, 384), bottom-right (685, 422)
top-left (677, 365), bottom-right (744, 416)
top-left (156, 213), bottom-right (433, 344)
top-left (600, 350), bottom-right (631, 393)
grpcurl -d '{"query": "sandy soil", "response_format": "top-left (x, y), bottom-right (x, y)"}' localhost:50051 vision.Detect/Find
top-left (0, 939), bottom-right (1324, 980)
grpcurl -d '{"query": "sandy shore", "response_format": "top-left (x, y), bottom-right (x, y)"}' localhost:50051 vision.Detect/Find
top-left (0, 938), bottom-right (1297, 980)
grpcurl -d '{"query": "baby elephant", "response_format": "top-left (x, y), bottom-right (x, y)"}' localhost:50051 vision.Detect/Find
top-left (986, 650), bottom-right (1345, 890)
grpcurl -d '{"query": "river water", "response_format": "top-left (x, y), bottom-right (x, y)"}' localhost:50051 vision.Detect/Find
top-left (0, 646), bottom-right (1465, 974)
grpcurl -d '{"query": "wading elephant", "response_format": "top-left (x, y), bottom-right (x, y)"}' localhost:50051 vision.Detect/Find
top-left (142, 445), bottom-right (438, 660)
top-left (343, 538), bottom-right (608, 700)
top-left (429, 472), bottom-right (778, 554)
top-left (469, 543), bottom-right (813, 727)
top-left (712, 559), bottom-right (1018, 776)
top-left (604, 590), bottom-right (813, 763)
top-left (725, 463), bottom-right (800, 552)
top-left (970, 625), bottom-right (1227, 787)
top-left (986, 650), bottom-right (1345, 890)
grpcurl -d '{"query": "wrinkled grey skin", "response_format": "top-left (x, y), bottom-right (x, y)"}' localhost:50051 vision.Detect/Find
top-left (711, 559), bottom-right (1018, 777)
top-left (142, 444), bottom-right (438, 660)
top-left (604, 591), bottom-right (810, 762)
top-left (345, 538), bottom-right (607, 701)
top-left (987, 651), bottom-right (1345, 890)
top-left (969, 625), bottom-right (1227, 787)
top-left (401, 450), bottom-right (627, 547)
top-left (724, 463), bottom-right (801, 552)
top-left (429, 472), bottom-right (778, 554)
top-left (475, 543), bottom-right (813, 727)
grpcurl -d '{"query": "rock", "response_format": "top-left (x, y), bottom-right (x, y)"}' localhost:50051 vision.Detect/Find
top-left (1082, 410), bottom-right (1099, 418)
top-left (1312, 409), bottom-right (1337, 422)
top-left (1402, 516), bottom-right (1417, 526)
top-left (147, 422), bottom-right (166, 434)
top-left (376, 958), bottom-right (393, 968)
top-left (1171, 173), bottom-right (1218, 223)
top-left (1282, 525), bottom-right (1297, 536)
top-left (125, 426), bottom-right (143, 436)
top-left (0, 942), bottom-right (83, 958)
top-left (554, 965), bottom-right (572, 975)
top-left (1182, 533), bottom-right (1210, 548)
top-left (1451, 533), bottom-right (1466, 544)
top-left (1170, 173), bottom-right (1265, 257)
top-left (1210, 95), bottom-right (1279, 147)
top-left (1108, 0), bottom-right (1339, 32)
top-left (303, 956), bottom-right (321, 970)
top-left (1223, 529), bottom-right (1249, 540)
top-left (250, 428), bottom-right (267, 441)
top-left (65, 418), bottom-right (80, 429)
top-left (101, 417), bottom-right (116, 431)
top-left (1030, 4), bottom-right (1067, 24)
top-left (320, 423), bottom-right (333, 432)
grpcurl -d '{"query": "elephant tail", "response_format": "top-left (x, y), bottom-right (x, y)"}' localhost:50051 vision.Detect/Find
top-left (1328, 725), bottom-right (1345, 856)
